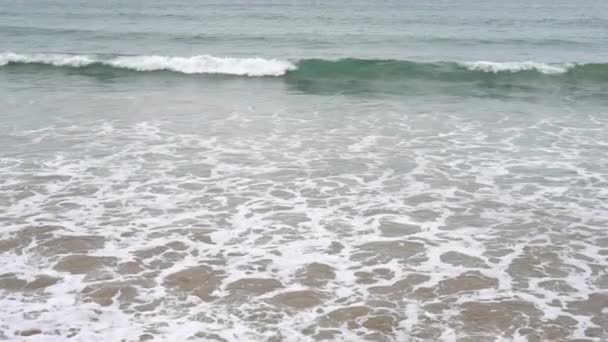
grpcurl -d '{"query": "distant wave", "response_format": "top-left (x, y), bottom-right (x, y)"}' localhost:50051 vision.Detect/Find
top-left (1, 52), bottom-right (606, 81)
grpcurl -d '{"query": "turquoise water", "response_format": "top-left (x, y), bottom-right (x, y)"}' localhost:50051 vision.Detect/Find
top-left (1, 1), bottom-right (608, 341)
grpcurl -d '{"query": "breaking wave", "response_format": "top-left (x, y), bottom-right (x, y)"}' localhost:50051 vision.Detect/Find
top-left (1, 52), bottom-right (606, 81)
top-left (0, 52), bottom-right (296, 76)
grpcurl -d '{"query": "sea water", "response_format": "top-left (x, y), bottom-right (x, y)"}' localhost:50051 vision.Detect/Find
top-left (1, 0), bottom-right (608, 341)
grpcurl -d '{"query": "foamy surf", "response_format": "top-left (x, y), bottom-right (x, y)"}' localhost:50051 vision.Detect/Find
top-left (0, 52), bottom-right (296, 76)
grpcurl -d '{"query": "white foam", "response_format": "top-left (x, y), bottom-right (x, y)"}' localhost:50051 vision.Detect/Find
top-left (462, 61), bottom-right (573, 74)
top-left (2, 99), bottom-right (607, 341)
top-left (109, 55), bottom-right (295, 76)
top-left (0, 52), bottom-right (95, 67)
top-left (0, 52), bottom-right (296, 76)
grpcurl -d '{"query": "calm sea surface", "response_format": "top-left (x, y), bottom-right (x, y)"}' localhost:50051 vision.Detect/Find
top-left (1, 1), bottom-right (608, 341)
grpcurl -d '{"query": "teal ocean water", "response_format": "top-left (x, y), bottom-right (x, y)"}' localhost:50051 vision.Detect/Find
top-left (1, 1), bottom-right (608, 341)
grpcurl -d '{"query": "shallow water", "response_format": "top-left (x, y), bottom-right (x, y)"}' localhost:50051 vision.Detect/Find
top-left (1, 1), bottom-right (608, 341)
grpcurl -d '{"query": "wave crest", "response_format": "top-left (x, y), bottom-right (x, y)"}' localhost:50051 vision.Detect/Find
top-left (461, 61), bottom-right (573, 74)
top-left (0, 52), bottom-right (95, 67)
top-left (1, 52), bottom-right (606, 82)
top-left (0, 53), bottom-right (296, 76)
top-left (108, 55), bottom-right (295, 76)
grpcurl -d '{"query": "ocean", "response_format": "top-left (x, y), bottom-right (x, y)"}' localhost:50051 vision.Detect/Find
top-left (1, 0), bottom-right (608, 341)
